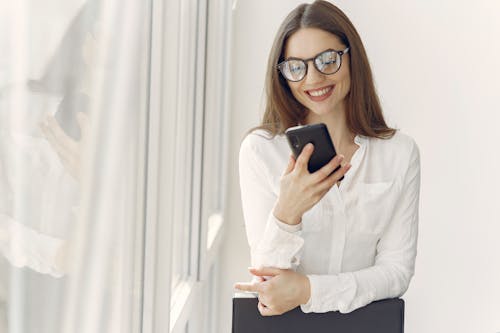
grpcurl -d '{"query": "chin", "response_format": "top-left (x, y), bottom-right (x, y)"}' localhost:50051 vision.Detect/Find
top-left (306, 105), bottom-right (338, 118)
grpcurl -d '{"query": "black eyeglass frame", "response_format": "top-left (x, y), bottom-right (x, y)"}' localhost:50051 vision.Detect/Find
top-left (276, 47), bottom-right (350, 82)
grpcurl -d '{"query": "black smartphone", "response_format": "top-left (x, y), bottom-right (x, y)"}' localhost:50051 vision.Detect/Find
top-left (285, 123), bottom-right (343, 179)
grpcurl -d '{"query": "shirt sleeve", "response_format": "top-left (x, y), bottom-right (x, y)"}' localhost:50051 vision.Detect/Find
top-left (301, 140), bottom-right (421, 313)
top-left (239, 135), bottom-right (304, 269)
top-left (0, 213), bottom-right (66, 278)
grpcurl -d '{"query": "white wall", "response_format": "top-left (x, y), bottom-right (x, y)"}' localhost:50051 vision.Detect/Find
top-left (218, 1), bottom-right (500, 332)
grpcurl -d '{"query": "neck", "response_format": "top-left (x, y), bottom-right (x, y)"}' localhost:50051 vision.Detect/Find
top-left (304, 106), bottom-right (355, 151)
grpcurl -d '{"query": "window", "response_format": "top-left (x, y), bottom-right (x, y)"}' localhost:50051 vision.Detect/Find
top-left (142, 0), bottom-right (232, 331)
top-left (0, 0), bottom-right (231, 331)
top-left (0, 1), bottom-right (151, 332)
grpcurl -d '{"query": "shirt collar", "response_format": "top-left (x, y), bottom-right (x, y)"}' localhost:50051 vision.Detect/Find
top-left (354, 134), bottom-right (368, 146)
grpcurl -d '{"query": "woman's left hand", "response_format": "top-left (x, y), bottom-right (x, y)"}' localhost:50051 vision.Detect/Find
top-left (234, 267), bottom-right (311, 316)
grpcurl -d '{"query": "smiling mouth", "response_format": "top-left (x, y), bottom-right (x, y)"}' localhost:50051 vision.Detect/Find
top-left (305, 85), bottom-right (334, 101)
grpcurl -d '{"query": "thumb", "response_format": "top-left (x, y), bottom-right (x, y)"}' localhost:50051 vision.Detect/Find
top-left (249, 266), bottom-right (281, 277)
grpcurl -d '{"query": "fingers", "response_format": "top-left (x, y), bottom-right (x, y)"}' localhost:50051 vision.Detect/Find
top-left (251, 275), bottom-right (266, 283)
top-left (282, 154), bottom-right (295, 176)
top-left (311, 154), bottom-right (344, 183)
top-left (45, 115), bottom-right (76, 147)
top-left (258, 301), bottom-right (274, 316)
top-left (234, 281), bottom-right (261, 293)
top-left (40, 121), bottom-right (75, 162)
top-left (331, 162), bottom-right (352, 183)
top-left (76, 112), bottom-right (90, 139)
top-left (41, 116), bottom-right (79, 159)
top-left (248, 266), bottom-right (281, 277)
top-left (39, 117), bottom-right (78, 159)
top-left (294, 143), bottom-right (314, 173)
top-left (316, 162), bottom-right (352, 193)
top-left (39, 115), bottom-right (82, 181)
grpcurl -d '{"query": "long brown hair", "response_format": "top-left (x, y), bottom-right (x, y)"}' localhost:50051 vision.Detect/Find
top-left (254, 0), bottom-right (395, 139)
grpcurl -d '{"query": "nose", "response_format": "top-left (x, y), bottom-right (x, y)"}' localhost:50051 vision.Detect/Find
top-left (304, 60), bottom-right (324, 84)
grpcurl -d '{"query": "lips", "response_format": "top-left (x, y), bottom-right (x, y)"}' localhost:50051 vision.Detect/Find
top-left (305, 85), bottom-right (334, 102)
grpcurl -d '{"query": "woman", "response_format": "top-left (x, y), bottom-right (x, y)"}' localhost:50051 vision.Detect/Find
top-left (234, 0), bottom-right (420, 317)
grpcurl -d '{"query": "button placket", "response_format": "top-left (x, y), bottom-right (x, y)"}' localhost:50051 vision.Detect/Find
top-left (327, 185), bottom-right (347, 274)
top-left (325, 136), bottom-right (367, 275)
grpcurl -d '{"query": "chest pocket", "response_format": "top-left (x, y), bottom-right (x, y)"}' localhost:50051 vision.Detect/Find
top-left (351, 181), bottom-right (398, 235)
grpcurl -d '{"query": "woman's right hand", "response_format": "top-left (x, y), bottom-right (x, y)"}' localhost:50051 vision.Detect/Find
top-left (273, 143), bottom-right (351, 225)
top-left (39, 112), bottom-right (89, 183)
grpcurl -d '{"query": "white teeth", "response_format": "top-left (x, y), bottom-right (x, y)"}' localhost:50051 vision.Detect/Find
top-left (309, 86), bottom-right (332, 97)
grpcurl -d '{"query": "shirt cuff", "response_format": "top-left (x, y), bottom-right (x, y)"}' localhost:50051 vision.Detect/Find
top-left (274, 217), bottom-right (302, 233)
top-left (251, 213), bottom-right (304, 269)
top-left (300, 273), bottom-right (358, 313)
top-left (0, 213), bottom-right (66, 277)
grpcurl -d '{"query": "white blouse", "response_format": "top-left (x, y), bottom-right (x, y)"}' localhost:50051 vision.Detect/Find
top-left (0, 131), bottom-right (76, 277)
top-left (238, 128), bottom-right (420, 313)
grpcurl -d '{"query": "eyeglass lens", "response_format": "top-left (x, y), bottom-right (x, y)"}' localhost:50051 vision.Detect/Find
top-left (279, 50), bottom-right (342, 82)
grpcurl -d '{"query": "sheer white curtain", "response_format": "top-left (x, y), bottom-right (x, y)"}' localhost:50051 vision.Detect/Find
top-left (0, 0), bottom-right (150, 332)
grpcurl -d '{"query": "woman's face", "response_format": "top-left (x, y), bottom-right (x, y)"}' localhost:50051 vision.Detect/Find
top-left (284, 28), bottom-right (350, 119)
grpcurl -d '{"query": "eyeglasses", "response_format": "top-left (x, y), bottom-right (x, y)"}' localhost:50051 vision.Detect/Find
top-left (277, 47), bottom-right (350, 82)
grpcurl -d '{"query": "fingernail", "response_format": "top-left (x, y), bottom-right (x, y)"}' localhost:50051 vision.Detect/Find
top-left (338, 154), bottom-right (344, 161)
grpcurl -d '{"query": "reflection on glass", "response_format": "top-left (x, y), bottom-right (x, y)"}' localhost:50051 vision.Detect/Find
top-left (0, 1), bottom-right (150, 332)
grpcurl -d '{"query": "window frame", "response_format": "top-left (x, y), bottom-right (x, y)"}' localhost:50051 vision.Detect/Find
top-left (141, 0), bottom-right (232, 331)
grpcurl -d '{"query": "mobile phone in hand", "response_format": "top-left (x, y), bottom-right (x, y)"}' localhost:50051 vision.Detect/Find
top-left (285, 123), bottom-right (343, 179)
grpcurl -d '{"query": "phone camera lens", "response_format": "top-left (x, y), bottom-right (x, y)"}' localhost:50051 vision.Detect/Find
top-left (290, 135), bottom-right (300, 148)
